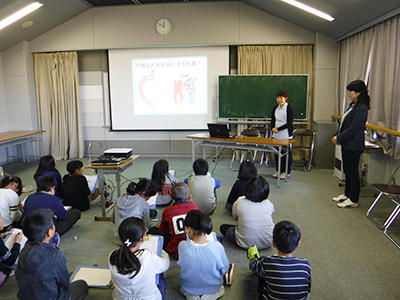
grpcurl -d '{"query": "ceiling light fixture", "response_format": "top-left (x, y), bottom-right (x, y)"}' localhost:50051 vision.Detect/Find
top-left (22, 20), bottom-right (34, 28)
top-left (280, 0), bottom-right (335, 22)
top-left (0, 2), bottom-right (43, 31)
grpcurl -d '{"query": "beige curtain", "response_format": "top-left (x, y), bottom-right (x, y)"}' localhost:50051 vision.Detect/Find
top-left (34, 52), bottom-right (84, 160)
top-left (339, 15), bottom-right (400, 158)
top-left (238, 45), bottom-right (313, 121)
top-left (338, 31), bottom-right (374, 114)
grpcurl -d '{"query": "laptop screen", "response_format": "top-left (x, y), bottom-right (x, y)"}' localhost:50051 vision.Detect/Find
top-left (207, 123), bottom-right (232, 138)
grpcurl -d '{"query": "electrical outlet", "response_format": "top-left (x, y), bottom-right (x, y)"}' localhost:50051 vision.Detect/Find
top-left (361, 162), bottom-right (368, 172)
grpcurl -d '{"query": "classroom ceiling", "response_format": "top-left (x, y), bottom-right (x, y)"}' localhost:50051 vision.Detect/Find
top-left (0, 0), bottom-right (399, 52)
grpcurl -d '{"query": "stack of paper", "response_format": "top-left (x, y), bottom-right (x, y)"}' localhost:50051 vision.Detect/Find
top-left (70, 266), bottom-right (112, 288)
top-left (84, 175), bottom-right (98, 194)
top-left (4, 228), bottom-right (28, 251)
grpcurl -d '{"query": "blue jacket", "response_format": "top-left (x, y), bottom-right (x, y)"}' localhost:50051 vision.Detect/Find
top-left (16, 241), bottom-right (70, 300)
top-left (35, 169), bottom-right (63, 199)
top-left (24, 192), bottom-right (69, 222)
top-left (337, 103), bottom-right (368, 151)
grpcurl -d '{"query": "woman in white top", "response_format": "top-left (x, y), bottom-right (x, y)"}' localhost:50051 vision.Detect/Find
top-left (109, 217), bottom-right (170, 300)
top-left (270, 90), bottom-right (294, 179)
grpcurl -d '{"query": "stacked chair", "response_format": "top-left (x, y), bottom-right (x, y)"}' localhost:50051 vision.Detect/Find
top-left (367, 163), bottom-right (400, 248)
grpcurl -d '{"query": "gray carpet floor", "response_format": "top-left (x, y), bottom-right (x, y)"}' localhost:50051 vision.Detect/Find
top-left (1, 156), bottom-right (400, 300)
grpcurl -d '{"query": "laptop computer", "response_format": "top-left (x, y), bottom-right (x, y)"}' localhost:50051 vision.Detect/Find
top-left (207, 123), bottom-right (234, 139)
top-left (91, 155), bottom-right (124, 166)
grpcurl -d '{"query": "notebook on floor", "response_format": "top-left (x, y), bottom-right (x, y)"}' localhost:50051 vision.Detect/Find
top-left (70, 265), bottom-right (112, 288)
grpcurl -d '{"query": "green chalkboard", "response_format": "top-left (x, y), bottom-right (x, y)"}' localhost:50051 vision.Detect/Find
top-left (218, 75), bottom-right (308, 120)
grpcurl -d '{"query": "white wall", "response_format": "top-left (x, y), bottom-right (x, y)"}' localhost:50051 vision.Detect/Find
top-left (313, 33), bottom-right (339, 121)
top-left (0, 52), bottom-right (9, 163)
top-left (30, 2), bottom-right (314, 52)
top-left (0, 52), bottom-right (9, 132)
top-left (0, 42), bottom-right (38, 164)
top-left (2, 41), bottom-right (37, 130)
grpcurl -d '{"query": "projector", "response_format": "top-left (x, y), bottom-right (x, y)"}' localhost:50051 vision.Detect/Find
top-left (103, 148), bottom-right (133, 159)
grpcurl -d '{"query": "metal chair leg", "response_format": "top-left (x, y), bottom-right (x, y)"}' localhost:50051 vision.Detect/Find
top-left (366, 192), bottom-right (385, 228)
top-left (230, 151), bottom-right (236, 169)
top-left (259, 152), bottom-right (264, 166)
top-left (383, 205), bottom-right (400, 249)
top-left (264, 152), bottom-right (269, 166)
top-left (308, 150), bottom-right (314, 171)
top-left (253, 150), bottom-right (257, 161)
top-left (382, 204), bottom-right (400, 229)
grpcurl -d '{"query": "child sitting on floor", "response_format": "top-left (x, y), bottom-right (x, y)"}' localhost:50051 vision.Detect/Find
top-left (185, 159), bottom-right (220, 215)
top-left (248, 220), bottom-right (311, 300)
top-left (34, 155), bottom-right (63, 198)
top-left (109, 217), bottom-right (170, 300)
top-left (0, 176), bottom-right (23, 231)
top-left (158, 182), bottom-right (198, 259)
top-left (62, 160), bottom-right (99, 211)
top-left (178, 209), bottom-right (231, 300)
top-left (114, 178), bottom-right (158, 242)
top-left (16, 209), bottom-right (88, 300)
top-left (24, 176), bottom-right (81, 236)
top-left (225, 160), bottom-right (257, 210)
top-left (0, 216), bottom-right (22, 285)
top-left (151, 159), bottom-right (177, 206)
top-left (220, 176), bottom-right (275, 250)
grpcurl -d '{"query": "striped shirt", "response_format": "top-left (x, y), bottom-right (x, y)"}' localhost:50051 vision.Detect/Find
top-left (249, 255), bottom-right (311, 300)
top-left (0, 188), bottom-right (22, 227)
top-left (158, 201), bottom-right (198, 259)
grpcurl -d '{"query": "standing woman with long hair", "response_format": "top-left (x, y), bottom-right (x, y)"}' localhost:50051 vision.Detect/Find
top-left (332, 80), bottom-right (370, 208)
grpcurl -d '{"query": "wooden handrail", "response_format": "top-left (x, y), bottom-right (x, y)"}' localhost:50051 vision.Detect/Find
top-left (331, 114), bottom-right (400, 137)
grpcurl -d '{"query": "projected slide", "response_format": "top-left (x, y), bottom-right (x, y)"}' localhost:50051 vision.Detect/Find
top-left (132, 56), bottom-right (207, 115)
top-left (108, 46), bottom-right (229, 130)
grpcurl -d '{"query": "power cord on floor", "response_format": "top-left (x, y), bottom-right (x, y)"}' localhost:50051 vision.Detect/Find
top-left (210, 147), bottom-right (227, 176)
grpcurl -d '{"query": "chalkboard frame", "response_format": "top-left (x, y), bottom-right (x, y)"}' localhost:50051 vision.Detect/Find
top-left (217, 74), bottom-right (309, 122)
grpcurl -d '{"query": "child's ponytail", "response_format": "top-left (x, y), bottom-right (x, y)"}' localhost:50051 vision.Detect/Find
top-left (126, 182), bottom-right (138, 196)
top-left (126, 178), bottom-right (158, 197)
top-left (110, 217), bottom-right (146, 278)
top-left (184, 209), bottom-right (213, 235)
